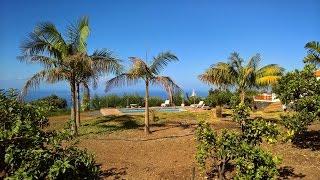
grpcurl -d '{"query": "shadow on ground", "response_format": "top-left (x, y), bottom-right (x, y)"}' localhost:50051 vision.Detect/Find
top-left (79, 114), bottom-right (201, 136)
top-left (80, 115), bottom-right (143, 135)
top-left (293, 130), bottom-right (320, 151)
top-left (278, 166), bottom-right (305, 179)
top-left (100, 167), bottom-right (127, 179)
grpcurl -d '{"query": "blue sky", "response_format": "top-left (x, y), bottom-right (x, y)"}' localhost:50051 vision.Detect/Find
top-left (0, 0), bottom-right (319, 95)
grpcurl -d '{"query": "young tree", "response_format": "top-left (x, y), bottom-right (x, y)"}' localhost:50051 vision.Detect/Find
top-left (105, 52), bottom-right (181, 134)
top-left (195, 104), bottom-right (280, 179)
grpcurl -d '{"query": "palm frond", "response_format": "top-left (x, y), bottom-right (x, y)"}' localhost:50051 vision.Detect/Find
top-left (105, 73), bottom-right (139, 92)
top-left (304, 53), bottom-right (320, 64)
top-left (91, 49), bottom-right (123, 75)
top-left (151, 76), bottom-right (181, 103)
top-left (247, 53), bottom-right (261, 70)
top-left (229, 52), bottom-right (243, 70)
top-left (128, 57), bottom-right (152, 77)
top-left (150, 51), bottom-right (178, 74)
top-left (256, 76), bottom-right (281, 86)
top-left (199, 62), bottom-right (234, 88)
top-left (20, 68), bottom-right (65, 97)
top-left (305, 41), bottom-right (320, 54)
top-left (256, 64), bottom-right (284, 77)
top-left (20, 31), bottom-right (67, 59)
top-left (67, 16), bottom-right (90, 53)
top-left (17, 54), bottom-right (59, 68)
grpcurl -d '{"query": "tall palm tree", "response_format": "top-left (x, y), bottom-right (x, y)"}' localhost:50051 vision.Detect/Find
top-left (19, 17), bottom-right (122, 135)
top-left (199, 52), bottom-right (284, 104)
top-left (105, 52), bottom-right (181, 135)
top-left (304, 41), bottom-right (320, 66)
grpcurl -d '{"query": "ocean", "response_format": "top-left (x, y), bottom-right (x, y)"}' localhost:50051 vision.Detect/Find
top-left (25, 89), bottom-right (209, 106)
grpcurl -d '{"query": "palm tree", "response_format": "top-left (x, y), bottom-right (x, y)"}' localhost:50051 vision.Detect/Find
top-left (105, 52), bottom-right (180, 134)
top-left (199, 63), bottom-right (232, 117)
top-left (199, 52), bottom-right (284, 104)
top-left (19, 17), bottom-right (122, 136)
top-left (74, 50), bottom-right (122, 126)
top-left (304, 41), bottom-right (320, 66)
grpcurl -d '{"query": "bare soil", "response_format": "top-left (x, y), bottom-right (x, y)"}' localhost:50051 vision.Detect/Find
top-left (79, 123), bottom-right (320, 179)
top-left (50, 110), bottom-right (320, 179)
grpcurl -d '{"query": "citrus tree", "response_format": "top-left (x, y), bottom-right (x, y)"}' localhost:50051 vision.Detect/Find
top-left (195, 103), bottom-right (280, 179)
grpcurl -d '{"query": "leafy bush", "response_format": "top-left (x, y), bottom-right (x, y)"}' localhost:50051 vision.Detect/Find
top-left (148, 96), bottom-right (164, 107)
top-left (172, 92), bottom-right (185, 105)
top-left (196, 104), bottom-right (280, 179)
top-left (234, 143), bottom-right (280, 180)
top-left (30, 94), bottom-right (67, 109)
top-left (241, 119), bottom-right (279, 145)
top-left (273, 64), bottom-right (320, 138)
top-left (232, 103), bottom-right (251, 124)
top-left (0, 89), bottom-right (100, 179)
top-left (280, 111), bottom-right (314, 138)
top-left (230, 93), bottom-right (254, 108)
top-left (205, 89), bottom-right (233, 107)
top-left (90, 93), bottom-right (166, 109)
top-left (195, 122), bottom-right (239, 178)
top-left (233, 103), bottom-right (279, 145)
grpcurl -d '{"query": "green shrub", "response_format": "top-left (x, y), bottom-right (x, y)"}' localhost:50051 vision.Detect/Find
top-left (205, 89), bottom-right (232, 107)
top-left (148, 96), bottom-right (164, 107)
top-left (195, 104), bottom-right (280, 179)
top-left (30, 94), bottom-right (67, 109)
top-left (273, 64), bottom-right (320, 138)
top-left (280, 111), bottom-right (314, 137)
top-left (241, 119), bottom-right (279, 145)
top-left (90, 93), bottom-right (165, 109)
top-left (172, 92), bottom-right (185, 105)
top-left (232, 103), bottom-right (251, 124)
top-left (235, 143), bottom-right (280, 180)
top-left (230, 93), bottom-right (254, 108)
top-left (0, 89), bottom-right (100, 179)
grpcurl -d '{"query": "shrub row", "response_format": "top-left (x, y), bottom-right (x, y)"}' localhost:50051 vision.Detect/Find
top-left (90, 94), bottom-right (165, 109)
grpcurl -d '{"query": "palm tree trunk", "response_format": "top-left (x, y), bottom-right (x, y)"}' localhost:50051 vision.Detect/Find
top-left (144, 79), bottom-right (150, 135)
top-left (76, 82), bottom-right (81, 128)
top-left (240, 90), bottom-right (245, 104)
top-left (70, 80), bottom-right (78, 136)
top-left (83, 83), bottom-right (90, 111)
top-left (216, 105), bottom-right (223, 118)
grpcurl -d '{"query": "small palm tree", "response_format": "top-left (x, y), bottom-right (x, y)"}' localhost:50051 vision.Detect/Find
top-left (19, 17), bottom-right (122, 135)
top-left (106, 52), bottom-right (180, 134)
top-left (304, 41), bottom-right (320, 66)
top-left (199, 52), bottom-right (284, 104)
top-left (199, 62), bottom-right (233, 118)
top-left (73, 50), bottom-right (122, 127)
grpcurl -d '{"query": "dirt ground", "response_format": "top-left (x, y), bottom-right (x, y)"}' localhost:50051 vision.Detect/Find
top-left (50, 110), bottom-right (320, 179)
